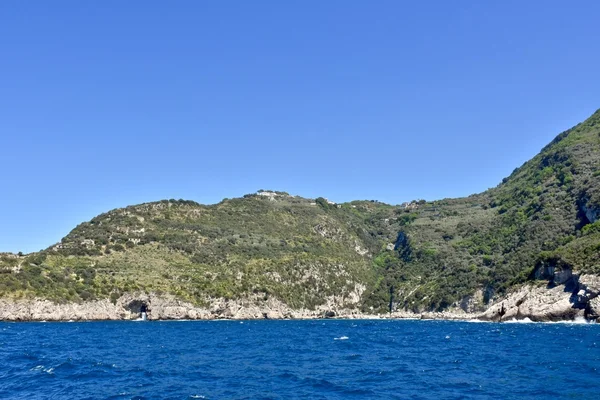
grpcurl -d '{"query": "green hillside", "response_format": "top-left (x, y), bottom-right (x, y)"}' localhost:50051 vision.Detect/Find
top-left (0, 193), bottom-right (396, 309)
top-left (1, 110), bottom-right (599, 313)
top-left (368, 108), bottom-right (600, 311)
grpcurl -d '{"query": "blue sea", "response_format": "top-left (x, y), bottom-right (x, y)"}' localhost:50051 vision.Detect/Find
top-left (0, 319), bottom-right (598, 399)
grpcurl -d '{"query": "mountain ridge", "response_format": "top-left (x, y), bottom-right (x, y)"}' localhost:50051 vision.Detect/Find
top-left (1, 109), bottom-right (599, 321)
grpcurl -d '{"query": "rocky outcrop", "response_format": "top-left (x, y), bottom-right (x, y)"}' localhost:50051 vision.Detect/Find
top-left (480, 284), bottom-right (579, 322)
top-left (394, 231), bottom-right (412, 262)
top-left (533, 261), bottom-right (573, 285)
top-left (578, 275), bottom-right (600, 320)
top-left (580, 196), bottom-right (599, 224)
top-left (480, 273), bottom-right (600, 322)
top-left (478, 259), bottom-right (600, 322)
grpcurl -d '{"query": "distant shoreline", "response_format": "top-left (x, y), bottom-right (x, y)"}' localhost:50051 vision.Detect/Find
top-left (2, 278), bottom-right (599, 324)
top-left (1, 316), bottom-right (597, 325)
top-left (1, 307), bottom-right (595, 324)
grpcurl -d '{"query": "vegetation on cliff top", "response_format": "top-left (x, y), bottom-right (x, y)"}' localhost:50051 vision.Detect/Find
top-left (1, 110), bottom-right (599, 313)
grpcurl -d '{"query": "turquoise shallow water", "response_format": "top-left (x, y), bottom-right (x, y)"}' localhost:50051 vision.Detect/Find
top-left (0, 319), bottom-right (598, 399)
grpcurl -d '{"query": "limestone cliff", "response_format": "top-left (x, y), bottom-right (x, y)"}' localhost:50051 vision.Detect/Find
top-left (480, 274), bottom-right (600, 322)
top-left (2, 274), bottom-right (599, 322)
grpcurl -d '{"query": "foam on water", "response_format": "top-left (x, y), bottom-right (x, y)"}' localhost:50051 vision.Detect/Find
top-left (544, 316), bottom-right (593, 325)
top-left (503, 316), bottom-right (595, 325)
top-left (505, 317), bottom-right (534, 324)
top-left (30, 365), bottom-right (55, 374)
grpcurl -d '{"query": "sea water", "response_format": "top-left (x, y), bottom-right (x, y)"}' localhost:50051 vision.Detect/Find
top-left (0, 319), bottom-right (598, 399)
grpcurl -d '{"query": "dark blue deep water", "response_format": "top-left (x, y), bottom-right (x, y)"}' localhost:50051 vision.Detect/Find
top-left (1, 319), bottom-right (599, 399)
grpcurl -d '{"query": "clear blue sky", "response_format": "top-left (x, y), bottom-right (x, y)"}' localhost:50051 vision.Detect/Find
top-left (1, 1), bottom-right (599, 253)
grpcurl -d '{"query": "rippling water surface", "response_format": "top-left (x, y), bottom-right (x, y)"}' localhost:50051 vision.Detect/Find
top-left (1, 319), bottom-right (598, 399)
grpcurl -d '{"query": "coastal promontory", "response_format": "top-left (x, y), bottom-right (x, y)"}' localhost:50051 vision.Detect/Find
top-left (2, 110), bottom-right (600, 322)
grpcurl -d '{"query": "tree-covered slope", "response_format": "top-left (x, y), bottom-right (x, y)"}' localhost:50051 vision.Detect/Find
top-left (1, 110), bottom-right (599, 314)
top-left (364, 108), bottom-right (600, 312)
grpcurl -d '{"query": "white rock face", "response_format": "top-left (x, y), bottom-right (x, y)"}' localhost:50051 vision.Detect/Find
top-left (480, 274), bottom-right (600, 322)
top-left (2, 274), bottom-right (600, 322)
top-left (0, 290), bottom-right (365, 321)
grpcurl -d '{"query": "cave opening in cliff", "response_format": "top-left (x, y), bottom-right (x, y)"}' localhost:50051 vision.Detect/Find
top-left (125, 299), bottom-right (149, 320)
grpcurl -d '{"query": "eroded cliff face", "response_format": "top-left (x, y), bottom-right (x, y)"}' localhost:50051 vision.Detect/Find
top-left (2, 276), bottom-right (599, 322)
top-left (480, 274), bottom-right (600, 322)
top-left (0, 289), bottom-right (372, 322)
top-left (1, 265), bottom-right (599, 322)
top-left (580, 196), bottom-right (600, 224)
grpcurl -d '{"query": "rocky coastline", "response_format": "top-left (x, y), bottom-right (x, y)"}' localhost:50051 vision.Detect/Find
top-left (2, 273), bottom-right (599, 323)
top-left (3, 271), bottom-right (596, 324)
top-left (0, 296), bottom-right (476, 322)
